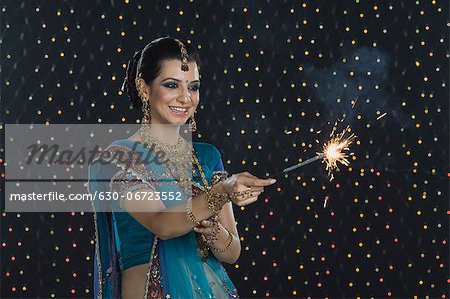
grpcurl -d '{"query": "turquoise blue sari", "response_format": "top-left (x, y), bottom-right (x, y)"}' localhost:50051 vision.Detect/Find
top-left (88, 139), bottom-right (239, 298)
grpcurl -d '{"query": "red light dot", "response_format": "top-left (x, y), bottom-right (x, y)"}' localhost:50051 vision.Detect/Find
top-left (265, 292), bottom-right (270, 297)
top-left (336, 184), bottom-right (340, 188)
top-left (261, 225), bottom-right (265, 229)
top-left (65, 258), bottom-right (70, 262)
top-left (330, 212), bottom-right (335, 216)
top-left (12, 287), bottom-right (16, 292)
top-left (2, 242), bottom-right (6, 247)
top-left (273, 262), bottom-right (277, 267)
top-left (388, 292), bottom-right (392, 296)
top-left (394, 238), bottom-right (399, 243)
top-left (8, 228), bottom-right (12, 232)
top-left (385, 225), bottom-right (390, 230)
top-left (2, 212), bottom-right (6, 217)
top-left (328, 228), bottom-right (333, 233)
top-left (71, 212), bottom-right (76, 216)
top-left (71, 289), bottom-right (75, 294)
top-left (326, 270), bottom-right (330, 275)
top-left (442, 240), bottom-right (447, 244)
top-left (73, 272), bottom-right (77, 277)
top-left (387, 183), bottom-right (391, 188)
top-left (378, 196), bottom-right (383, 201)
top-left (72, 243), bottom-right (77, 248)
top-left (321, 256), bottom-right (326, 261)
top-left (276, 187), bottom-right (281, 192)
top-left (318, 283), bottom-right (322, 287)
top-left (388, 208), bottom-right (393, 213)
top-left (331, 244), bottom-right (336, 249)
top-left (263, 276), bottom-right (268, 281)
top-left (11, 256), bottom-right (15, 261)
top-left (440, 263), bottom-right (444, 268)
top-left (271, 236), bottom-right (276, 241)
top-left (389, 265), bottom-right (394, 270)
top-left (380, 278), bottom-right (384, 282)
top-left (264, 198), bottom-right (269, 203)
top-left (269, 211), bottom-right (273, 216)
top-left (68, 227), bottom-right (72, 232)
top-left (5, 272), bottom-right (10, 277)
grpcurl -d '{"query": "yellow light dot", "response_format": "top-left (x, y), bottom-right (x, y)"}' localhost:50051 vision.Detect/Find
top-left (57, 110), bottom-right (62, 115)
top-left (417, 211), bottom-right (421, 215)
top-left (304, 50), bottom-right (309, 56)
top-left (243, 7), bottom-right (248, 12)
top-left (179, 10), bottom-right (184, 15)
top-left (347, 253), bottom-right (352, 258)
top-left (296, 249), bottom-right (300, 253)
top-left (121, 117), bottom-right (126, 122)
top-left (48, 97), bottom-right (53, 102)
top-left (122, 63), bottom-right (127, 68)
top-left (293, 291), bottom-right (297, 295)
top-left (121, 31), bottom-right (125, 36)
top-left (117, 48), bottom-right (122, 53)
top-left (352, 227), bottom-right (357, 232)
top-left (119, 15), bottom-right (123, 20)
top-left (355, 267), bottom-right (360, 272)
top-left (373, 6), bottom-right (378, 10)
top-left (235, 264), bottom-right (240, 268)
top-left (287, 275), bottom-right (292, 280)
top-left (112, 76), bottom-right (116, 81)
top-left (299, 265), bottom-right (304, 269)
top-left (415, 61), bottom-right (420, 67)
top-left (51, 37), bottom-right (56, 42)
top-left (176, 27), bottom-right (181, 32)
top-left (247, 144), bottom-right (252, 149)
top-left (64, 26), bottom-right (68, 31)
top-left (60, 52), bottom-right (64, 57)
top-left (240, 130), bottom-right (245, 134)
top-left (419, 280), bottom-right (423, 285)
top-left (359, 213), bottom-right (364, 218)
top-left (423, 225), bottom-right (427, 230)
top-left (420, 253), bottom-right (425, 258)
top-left (349, 282), bottom-right (353, 287)
top-left (358, 242), bottom-right (363, 247)
top-left (408, 263), bottom-right (413, 268)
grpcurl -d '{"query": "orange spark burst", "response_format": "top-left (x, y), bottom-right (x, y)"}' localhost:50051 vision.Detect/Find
top-left (318, 125), bottom-right (356, 176)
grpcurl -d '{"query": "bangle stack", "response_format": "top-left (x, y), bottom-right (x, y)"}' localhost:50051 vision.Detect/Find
top-left (211, 227), bottom-right (233, 253)
top-left (185, 197), bottom-right (202, 226)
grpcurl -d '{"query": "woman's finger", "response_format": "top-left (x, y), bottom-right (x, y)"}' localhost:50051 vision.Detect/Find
top-left (193, 226), bottom-right (213, 235)
top-left (237, 176), bottom-right (276, 188)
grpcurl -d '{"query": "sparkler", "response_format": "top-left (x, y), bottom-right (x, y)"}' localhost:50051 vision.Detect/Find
top-left (271, 125), bottom-right (356, 178)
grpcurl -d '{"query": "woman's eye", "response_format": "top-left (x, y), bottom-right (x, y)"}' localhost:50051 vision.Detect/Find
top-left (165, 83), bottom-right (178, 89)
top-left (190, 85), bottom-right (200, 91)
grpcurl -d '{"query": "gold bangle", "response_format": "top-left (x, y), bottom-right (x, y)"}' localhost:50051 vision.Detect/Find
top-left (185, 197), bottom-right (202, 226)
top-left (211, 228), bottom-right (233, 253)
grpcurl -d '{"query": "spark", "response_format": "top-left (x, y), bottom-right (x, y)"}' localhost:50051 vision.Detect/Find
top-left (376, 112), bottom-right (387, 120)
top-left (318, 125), bottom-right (356, 176)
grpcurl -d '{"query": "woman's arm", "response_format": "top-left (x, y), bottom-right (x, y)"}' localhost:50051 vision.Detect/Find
top-left (121, 183), bottom-right (222, 240)
top-left (208, 202), bottom-right (241, 264)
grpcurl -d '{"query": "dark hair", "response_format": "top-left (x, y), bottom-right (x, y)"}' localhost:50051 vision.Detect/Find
top-left (121, 36), bottom-right (202, 110)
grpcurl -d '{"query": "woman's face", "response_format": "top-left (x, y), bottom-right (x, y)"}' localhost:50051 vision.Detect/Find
top-left (139, 59), bottom-right (200, 126)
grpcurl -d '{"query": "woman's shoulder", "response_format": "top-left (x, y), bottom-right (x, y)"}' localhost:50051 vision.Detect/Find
top-left (193, 141), bottom-right (222, 158)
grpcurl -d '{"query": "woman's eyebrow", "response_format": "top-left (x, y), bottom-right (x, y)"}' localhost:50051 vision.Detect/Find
top-left (162, 77), bottom-right (200, 83)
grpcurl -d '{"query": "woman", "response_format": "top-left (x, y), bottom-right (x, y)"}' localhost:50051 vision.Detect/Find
top-left (88, 36), bottom-right (276, 298)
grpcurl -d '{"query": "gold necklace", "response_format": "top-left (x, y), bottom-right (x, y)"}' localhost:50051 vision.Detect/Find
top-left (139, 126), bottom-right (188, 157)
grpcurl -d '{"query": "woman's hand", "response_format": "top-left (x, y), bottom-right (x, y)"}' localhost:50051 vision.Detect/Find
top-left (218, 172), bottom-right (276, 206)
top-left (193, 218), bottom-right (219, 246)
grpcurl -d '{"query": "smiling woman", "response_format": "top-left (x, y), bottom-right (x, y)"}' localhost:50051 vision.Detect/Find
top-left (88, 36), bottom-right (276, 299)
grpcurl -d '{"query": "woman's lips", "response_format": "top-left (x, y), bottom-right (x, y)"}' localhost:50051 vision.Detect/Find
top-left (168, 106), bottom-right (189, 116)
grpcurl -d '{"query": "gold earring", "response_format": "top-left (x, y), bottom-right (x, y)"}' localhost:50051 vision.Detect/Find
top-left (188, 114), bottom-right (197, 132)
top-left (141, 96), bottom-right (151, 125)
